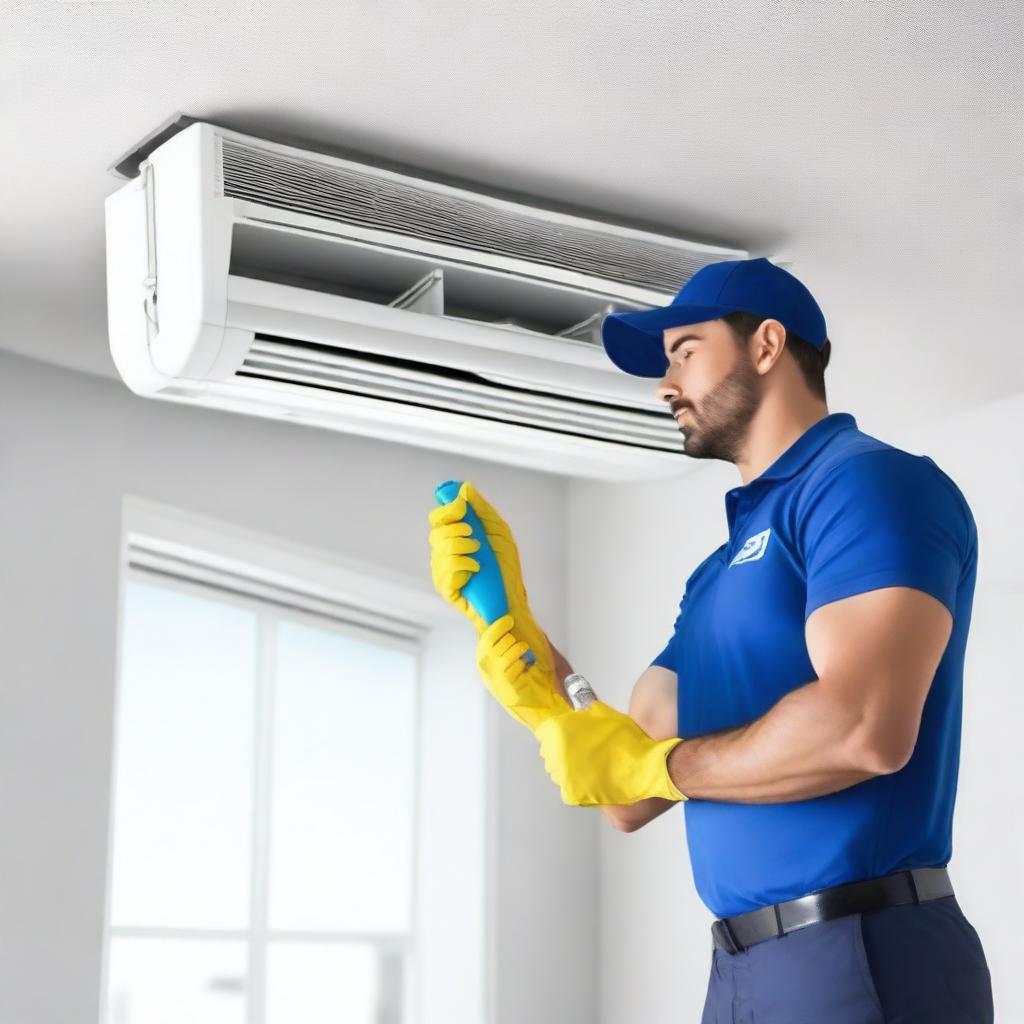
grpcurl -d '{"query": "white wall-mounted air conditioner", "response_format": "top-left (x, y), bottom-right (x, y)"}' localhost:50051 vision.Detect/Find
top-left (104, 121), bottom-right (747, 481)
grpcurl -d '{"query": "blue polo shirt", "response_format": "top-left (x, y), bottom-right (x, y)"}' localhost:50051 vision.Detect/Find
top-left (650, 412), bottom-right (978, 919)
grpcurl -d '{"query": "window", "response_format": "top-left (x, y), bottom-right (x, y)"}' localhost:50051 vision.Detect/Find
top-left (103, 571), bottom-right (419, 1023)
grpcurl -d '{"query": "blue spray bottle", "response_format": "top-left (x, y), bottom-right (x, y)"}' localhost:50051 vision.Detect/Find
top-left (434, 480), bottom-right (536, 667)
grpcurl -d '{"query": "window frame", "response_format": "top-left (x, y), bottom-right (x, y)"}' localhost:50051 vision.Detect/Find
top-left (100, 496), bottom-right (490, 1024)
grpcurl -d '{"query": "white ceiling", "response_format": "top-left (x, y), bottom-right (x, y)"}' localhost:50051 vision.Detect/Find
top-left (2, 0), bottom-right (1022, 434)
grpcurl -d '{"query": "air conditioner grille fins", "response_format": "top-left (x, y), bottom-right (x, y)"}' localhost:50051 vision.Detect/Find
top-left (235, 335), bottom-right (684, 455)
top-left (221, 139), bottom-right (707, 294)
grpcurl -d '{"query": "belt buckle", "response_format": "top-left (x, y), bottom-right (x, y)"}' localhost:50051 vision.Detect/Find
top-left (712, 918), bottom-right (741, 955)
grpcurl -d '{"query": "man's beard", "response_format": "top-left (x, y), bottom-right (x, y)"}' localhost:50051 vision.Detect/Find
top-left (677, 353), bottom-right (762, 463)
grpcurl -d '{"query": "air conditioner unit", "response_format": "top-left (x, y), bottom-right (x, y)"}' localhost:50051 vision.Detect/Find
top-left (104, 121), bottom-right (747, 481)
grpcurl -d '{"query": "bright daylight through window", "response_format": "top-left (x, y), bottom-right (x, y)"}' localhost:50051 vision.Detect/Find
top-left (103, 576), bottom-right (418, 1024)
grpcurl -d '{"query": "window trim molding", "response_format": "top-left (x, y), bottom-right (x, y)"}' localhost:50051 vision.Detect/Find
top-left (100, 495), bottom-right (492, 1024)
top-left (119, 496), bottom-right (450, 634)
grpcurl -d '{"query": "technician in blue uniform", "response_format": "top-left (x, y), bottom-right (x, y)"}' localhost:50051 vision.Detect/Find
top-left (548, 258), bottom-right (993, 1021)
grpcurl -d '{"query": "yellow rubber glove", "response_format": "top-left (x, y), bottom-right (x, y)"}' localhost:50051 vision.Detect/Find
top-left (475, 612), bottom-right (572, 732)
top-left (535, 700), bottom-right (689, 806)
top-left (428, 489), bottom-right (489, 636)
top-left (428, 481), bottom-right (568, 730)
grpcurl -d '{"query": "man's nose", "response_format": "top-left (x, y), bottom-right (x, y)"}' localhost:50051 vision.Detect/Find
top-left (655, 379), bottom-right (679, 404)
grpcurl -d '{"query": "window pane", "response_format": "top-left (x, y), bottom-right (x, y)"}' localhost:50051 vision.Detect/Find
top-left (269, 621), bottom-right (416, 932)
top-left (110, 581), bottom-right (255, 928)
top-left (266, 942), bottom-right (402, 1024)
top-left (105, 937), bottom-right (246, 1024)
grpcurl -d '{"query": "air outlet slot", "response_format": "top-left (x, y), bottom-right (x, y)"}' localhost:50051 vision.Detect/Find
top-left (234, 334), bottom-right (683, 454)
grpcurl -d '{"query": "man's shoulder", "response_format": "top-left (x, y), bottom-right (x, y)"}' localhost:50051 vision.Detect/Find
top-left (806, 428), bottom-right (961, 499)
top-left (798, 430), bottom-right (975, 538)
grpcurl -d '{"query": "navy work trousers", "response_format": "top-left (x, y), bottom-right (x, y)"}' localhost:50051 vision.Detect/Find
top-left (700, 894), bottom-right (993, 1023)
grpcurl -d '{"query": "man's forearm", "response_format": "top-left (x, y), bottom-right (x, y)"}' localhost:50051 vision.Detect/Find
top-left (667, 678), bottom-right (885, 803)
top-left (601, 795), bottom-right (676, 832)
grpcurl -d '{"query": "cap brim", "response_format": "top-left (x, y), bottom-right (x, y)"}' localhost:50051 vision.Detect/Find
top-left (601, 303), bottom-right (737, 377)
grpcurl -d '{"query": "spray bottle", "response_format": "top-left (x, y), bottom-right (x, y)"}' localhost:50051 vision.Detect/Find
top-left (434, 479), bottom-right (596, 709)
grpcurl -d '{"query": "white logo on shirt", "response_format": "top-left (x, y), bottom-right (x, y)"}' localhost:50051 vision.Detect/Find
top-left (729, 528), bottom-right (772, 567)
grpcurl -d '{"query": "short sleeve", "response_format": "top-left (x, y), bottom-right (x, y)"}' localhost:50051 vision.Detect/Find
top-left (648, 599), bottom-right (685, 669)
top-left (649, 636), bottom-right (675, 670)
top-left (799, 450), bottom-right (973, 621)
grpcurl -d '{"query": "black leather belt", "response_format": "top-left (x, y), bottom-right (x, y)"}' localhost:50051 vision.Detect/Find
top-left (711, 866), bottom-right (954, 955)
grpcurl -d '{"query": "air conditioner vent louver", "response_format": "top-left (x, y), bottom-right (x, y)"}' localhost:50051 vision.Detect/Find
top-left (221, 138), bottom-right (701, 293)
top-left (235, 335), bottom-right (683, 454)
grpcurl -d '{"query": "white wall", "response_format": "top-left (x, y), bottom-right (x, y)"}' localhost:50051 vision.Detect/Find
top-left (901, 392), bottom-right (1024, 1024)
top-left (571, 397), bottom-right (1024, 1024)
top-left (0, 351), bottom-right (599, 1024)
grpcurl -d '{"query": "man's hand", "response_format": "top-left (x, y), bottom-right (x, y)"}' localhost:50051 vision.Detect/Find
top-left (427, 481), bottom-right (534, 633)
top-left (476, 613), bottom-right (572, 732)
top-left (535, 701), bottom-right (688, 806)
top-left (428, 491), bottom-right (489, 636)
top-left (429, 481), bottom-right (570, 730)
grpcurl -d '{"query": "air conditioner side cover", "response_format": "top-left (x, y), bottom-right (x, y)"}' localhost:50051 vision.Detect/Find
top-left (104, 122), bottom-right (251, 395)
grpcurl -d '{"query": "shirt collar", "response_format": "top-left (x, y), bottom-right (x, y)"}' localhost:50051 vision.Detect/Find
top-left (751, 412), bottom-right (857, 485)
top-left (723, 412), bottom-right (856, 533)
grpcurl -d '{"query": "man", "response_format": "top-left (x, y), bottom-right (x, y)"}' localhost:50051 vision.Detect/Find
top-left (575, 257), bottom-right (993, 1021)
top-left (429, 257), bottom-right (993, 1021)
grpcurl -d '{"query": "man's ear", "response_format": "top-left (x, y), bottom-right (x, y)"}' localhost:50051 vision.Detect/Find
top-left (753, 319), bottom-right (788, 375)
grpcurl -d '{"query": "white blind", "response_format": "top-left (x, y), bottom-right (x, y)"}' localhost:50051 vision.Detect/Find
top-left (126, 541), bottom-right (428, 649)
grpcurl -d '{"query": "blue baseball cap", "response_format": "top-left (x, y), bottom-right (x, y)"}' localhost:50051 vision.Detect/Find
top-left (601, 257), bottom-right (828, 378)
